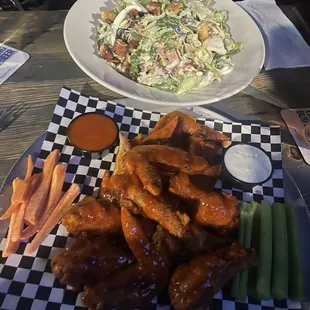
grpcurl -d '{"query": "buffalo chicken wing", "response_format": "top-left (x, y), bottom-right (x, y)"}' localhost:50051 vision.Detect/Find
top-left (101, 172), bottom-right (190, 237)
top-left (51, 236), bottom-right (134, 288)
top-left (169, 172), bottom-right (239, 234)
top-left (124, 145), bottom-right (221, 195)
top-left (152, 111), bottom-right (230, 147)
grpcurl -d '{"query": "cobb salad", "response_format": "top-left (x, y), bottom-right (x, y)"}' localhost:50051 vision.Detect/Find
top-left (97, 0), bottom-right (243, 94)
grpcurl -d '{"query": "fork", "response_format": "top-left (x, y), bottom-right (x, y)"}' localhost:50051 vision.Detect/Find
top-left (0, 102), bottom-right (29, 132)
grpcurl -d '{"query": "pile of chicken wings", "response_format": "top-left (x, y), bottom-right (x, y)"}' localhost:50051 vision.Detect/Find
top-left (51, 111), bottom-right (258, 310)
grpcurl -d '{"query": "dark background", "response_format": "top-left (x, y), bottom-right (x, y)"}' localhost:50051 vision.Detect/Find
top-left (0, 0), bottom-right (309, 46)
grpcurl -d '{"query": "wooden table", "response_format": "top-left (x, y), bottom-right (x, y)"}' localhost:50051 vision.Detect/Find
top-left (1, 10), bottom-right (310, 308)
top-left (1, 10), bottom-right (310, 185)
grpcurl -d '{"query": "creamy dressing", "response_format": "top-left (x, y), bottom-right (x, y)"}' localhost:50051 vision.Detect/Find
top-left (220, 65), bottom-right (233, 75)
top-left (111, 4), bottom-right (147, 45)
top-left (224, 144), bottom-right (272, 184)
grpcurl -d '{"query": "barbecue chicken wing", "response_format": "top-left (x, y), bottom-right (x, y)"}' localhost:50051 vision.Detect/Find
top-left (82, 208), bottom-right (171, 310)
top-left (169, 242), bottom-right (258, 310)
top-left (61, 196), bottom-right (122, 237)
top-left (121, 207), bottom-right (170, 277)
top-left (83, 268), bottom-right (157, 310)
top-left (169, 172), bottom-right (239, 234)
top-left (152, 223), bottom-right (232, 263)
top-left (124, 145), bottom-right (221, 196)
top-left (51, 236), bottom-right (134, 288)
top-left (181, 223), bottom-right (232, 255)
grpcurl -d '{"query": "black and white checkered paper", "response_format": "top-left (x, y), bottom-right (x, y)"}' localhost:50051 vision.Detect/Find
top-left (0, 87), bottom-right (300, 310)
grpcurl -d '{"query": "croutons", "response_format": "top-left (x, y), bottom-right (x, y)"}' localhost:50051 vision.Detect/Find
top-left (119, 57), bottom-right (130, 73)
top-left (112, 39), bottom-right (128, 58)
top-left (101, 10), bottom-right (116, 23)
top-left (198, 23), bottom-right (209, 42)
top-left (128, 8), bottom-right (139, 27)
top-left (128, 9), bottom-right (139, 18)
top-left (129, 40), bottom-right (139, 51)
top-left (99, 44), bottom-right (113, 61)
top-left (167, 2), bottom-right (183, 14)
top-left (146, 2), bottom-right (161, 16)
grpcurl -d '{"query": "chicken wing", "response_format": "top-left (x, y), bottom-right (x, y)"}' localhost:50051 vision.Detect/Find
top-left (114, 132), bottom-right (131, 175)
top-left (124, 145), bottom-right (221, 195)
top-left (139, 115), bottom-right (179, 145)
top-left (169, 172), bottom-right (239, 234)
top-left (82, 267), bottom-right (159, 310)
top-left (169, 242), bottom-right (258, 310)
top-left (153, 111), bottom-right (230, 147)
top-left (51, 236), bottom-right (134, 288)
top-left (181, 223), bottom-right (232, 255)
top-left (82, 208), bottom-right (171, 310)
top-left (101, 172), bottom-right (189, 237)
top-left (100, 172), bottom-right (142, 215)
top-left (189, 174), bottom-right (217, 193)
top-left (152, 111), bottom-right (195, 132)
top-left (153, 223), bottom-right (232, 263)
top-left (121, 207), bottom-right (170, 276)
top-left (188, 133), bottom-right (221, 166)
top-left (130, 133), bottom-right (143, 147)
top-left (61, 196), bottom-right (122, 237)
top-left (125, 175), bottom-right (190, 237)
top-left (152, 224), bottom-right (181, 258)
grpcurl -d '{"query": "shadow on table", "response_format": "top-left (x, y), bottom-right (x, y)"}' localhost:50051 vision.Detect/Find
top-left (266, 67), bottom-right (310, 109)
top-left (1, 11), bottom-right (65, 51)
top-left (80, 82), bottom-right (123, 102)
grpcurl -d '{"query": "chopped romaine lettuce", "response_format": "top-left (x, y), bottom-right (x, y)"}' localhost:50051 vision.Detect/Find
top-left (176, 72), bottom-right (215, 94)
top-left (206, 36), bottom-right (226, 55)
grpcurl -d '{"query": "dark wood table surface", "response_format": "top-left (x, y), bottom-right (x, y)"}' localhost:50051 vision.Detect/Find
top-left (0, 10), bottom-right (310, 186)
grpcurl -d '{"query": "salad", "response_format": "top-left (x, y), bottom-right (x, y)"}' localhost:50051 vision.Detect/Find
top-left (97, 0), bottom-right (243, 94)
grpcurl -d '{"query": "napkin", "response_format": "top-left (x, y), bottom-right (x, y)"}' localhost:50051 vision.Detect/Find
top-left (237, 0), bottom-right (310, 70)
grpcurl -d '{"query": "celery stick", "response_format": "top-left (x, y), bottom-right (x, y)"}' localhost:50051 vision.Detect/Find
top-left (271, 203), bottom-right (288, 299)
top-left (231, 202), bottom-right (247, 298)
top-left (249, 201), bottom-right (273, 300)
top-left (256, 201), bottom-right (273, 300)
top-left (238, 202), bottom-right (258, 301)
top-left (285, 203), bottom-right (304, 300)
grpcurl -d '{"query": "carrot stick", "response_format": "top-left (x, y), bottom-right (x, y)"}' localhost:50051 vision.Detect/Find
top-left (20, 165), bottom-right (66, 240)
top-left (0, 178), bottom-right (28, 220)
top-left (20, 225), bottom-right (36, 241)
top-left (28, 173), bottom-right (42, 195)
top-left (1, 172), bottom-right (41, 221)
top-left (2, 212), bottom-right (20, 258)
top-left (11, 202), bottom-right (28, 243)
top-left (46, 164), bottom-right (66, 212)
top-left (11, 174), bottom-right (42, 243)
top-left (25, 183), bottom-right (80, 255)
top-left (11, 178), bottom-right (28, 202)
top-left (25, 155), bottom-right (34, 180)
top-left (11, 178), bottom-right (27, 199)
top-left (0, 203), bottom-right (20, 220)
top-left (24, 150), bottom-right (60, 225)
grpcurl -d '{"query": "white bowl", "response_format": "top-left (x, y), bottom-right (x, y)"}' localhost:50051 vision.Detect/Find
top-left (64, 0), bottom-right (265, 106)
